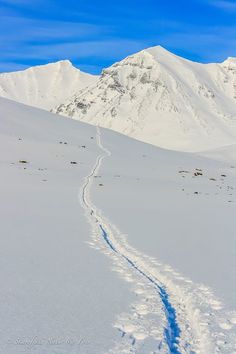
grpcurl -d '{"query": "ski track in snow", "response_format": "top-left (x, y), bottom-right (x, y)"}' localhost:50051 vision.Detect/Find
top-left (79, 126), bottom-right (236, 354)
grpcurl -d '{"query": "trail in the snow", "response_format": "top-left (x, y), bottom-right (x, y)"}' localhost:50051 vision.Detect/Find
top-left (100, 224), bottom-right (181, 354)
top-left (79, 126), bottom-right (236, 354)
top-left (80, 127), bottom-right (184, 353)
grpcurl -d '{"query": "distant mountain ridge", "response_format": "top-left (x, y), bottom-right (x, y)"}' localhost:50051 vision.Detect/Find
top-left (0, 60), bottom-right (97, 110)
top-left (1, 46), bottom-right (236, 152)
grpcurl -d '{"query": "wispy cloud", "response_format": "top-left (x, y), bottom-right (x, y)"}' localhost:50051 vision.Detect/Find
top-left (209, 0), bottom-right (236, 11)
top-left (1, 0), bottom-right (236, 74)
top-left (0, 39), bottom-right (146, 61)
top-left (157, 25), bottom-right (236, 62)
top-left (0, 15), bottom-right (107, 43)
top-left (0, 0), bottom-right (39, 4)
top-left (0, 61), bottom-right (29, 73)
top-left (0, 8), bottom-right (146, 73)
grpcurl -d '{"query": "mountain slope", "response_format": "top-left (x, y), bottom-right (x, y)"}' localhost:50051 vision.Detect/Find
top-left (0, 97), bottom-right (133, 354)
top-left (1, 97), bottom-right (236, 353)
top-left (0, 60), bottom-right (98, 110)
top-left (54, 46), bottom-right (236, 152)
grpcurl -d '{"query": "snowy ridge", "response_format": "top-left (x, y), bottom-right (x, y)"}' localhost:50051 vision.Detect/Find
top-left (0, 60), bottom-right (97, 110)
top-left (54, 46), bottom-right (236, 152)
top-left (80, 126), bottom-right (236, 353)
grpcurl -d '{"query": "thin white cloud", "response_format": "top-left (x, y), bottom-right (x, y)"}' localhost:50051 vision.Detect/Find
top-left (157, 25), bottom-right (236, 62)
top-left (0, 61), bottom-right (29, 73)
top-left (210, 0), bottom-right (236, 11)
top-left (0, 15), bottom-right (108, 43)
top-left (0, 0), bottom-right (38, 4)
top-left (0, 39), bottom-right (147, 62)
top-left (1, 2), bottom-right (236, 73)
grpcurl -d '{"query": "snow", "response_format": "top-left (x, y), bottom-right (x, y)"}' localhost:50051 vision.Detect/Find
top-left (223, 57), bottom-right (236, 67)
top-left (2, 46), bottom-right (236, 153)
top-left (92, 127), bottom-right (236, 307)
top-left (53, 46), bottom-right (236, 152)
top-left (1, 47), bottom-right (236, 353)
top-left (199, 144), bottom-right (236, 164)
top-left (89, 128), bottom-right (236, 352)
top-left (0, 97), bottom-right (134, 354)
top-left (0, 61), bottom-right (97, 110)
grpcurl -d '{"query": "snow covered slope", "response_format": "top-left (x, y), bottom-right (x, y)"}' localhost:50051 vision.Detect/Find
top-left (1, 96), bottom-right (236, 353)
top-left (91, 128), bottom-right (236, 353)
top-left (0, 60), bottom-right (97, 110)
top-left (54, 46), bottom-right (236, 152)
top-left (0, 97), bottom-right (133, 354)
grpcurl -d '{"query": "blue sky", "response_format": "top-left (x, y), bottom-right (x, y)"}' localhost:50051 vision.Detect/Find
top-left (0, 0), bottom-right (236, 74)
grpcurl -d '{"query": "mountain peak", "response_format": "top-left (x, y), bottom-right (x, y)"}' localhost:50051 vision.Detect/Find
top-left (145, 45), bottom-right (191, 65)
top-left (145, 45), bottom-right (171, 54)
top-left (222, 57), bottom-right (236, 66)
top-left (52, 59), bottom-right (74, 67)
top-left (54, 46), bottom-right (236, 152)
top-left (33, 59), bottom-right (76, 71)
top-left (0, 59), bottom-right (97, 110)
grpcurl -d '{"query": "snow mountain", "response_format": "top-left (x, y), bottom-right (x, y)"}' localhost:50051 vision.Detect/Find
top-left (54, 46), bottom-right (236, 152)
top-left (0, 60), bottom-right (97, 110)
top-left (1, 46), bottom-right (236, 152)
